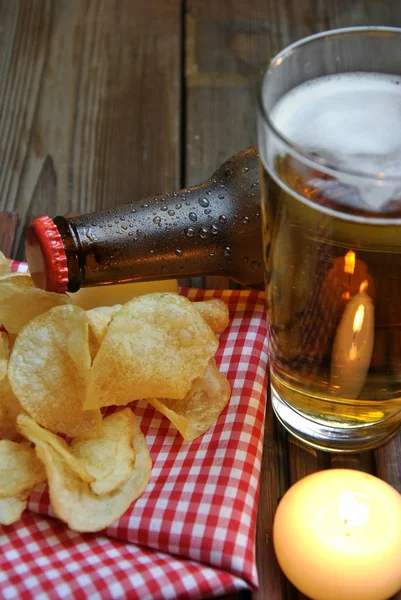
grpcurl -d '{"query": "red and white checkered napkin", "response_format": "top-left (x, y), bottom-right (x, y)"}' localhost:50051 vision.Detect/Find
top-left (1, 269), bottom-right (269, 600)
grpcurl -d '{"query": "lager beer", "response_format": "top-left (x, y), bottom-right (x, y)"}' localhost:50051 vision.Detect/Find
top-left (259, 66), bottom-right (401, 451)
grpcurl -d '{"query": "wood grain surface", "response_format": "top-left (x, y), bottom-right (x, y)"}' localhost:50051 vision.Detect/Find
top-left (1, 2), bottom-right (401, 599)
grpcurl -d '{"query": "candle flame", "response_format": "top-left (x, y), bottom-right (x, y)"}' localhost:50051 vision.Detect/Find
top-left (344, 250), bottom-right (356, 275)
top-left (359, 279), bottom-right (369, 294)
top-left (338, 492), bottom-right (369, 535)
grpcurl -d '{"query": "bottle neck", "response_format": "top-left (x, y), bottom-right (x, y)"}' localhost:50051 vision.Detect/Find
top-left (55, 147), bottom-right (264, 291)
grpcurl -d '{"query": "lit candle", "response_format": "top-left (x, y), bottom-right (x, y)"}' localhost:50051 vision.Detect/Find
top-left (330, 280), bottom-right (375, 398)
top-left (273, 469), bottom-right (401, 600)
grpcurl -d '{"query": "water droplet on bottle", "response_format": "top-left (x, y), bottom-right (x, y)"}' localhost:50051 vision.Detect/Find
top-left (204, 208), bottom-right (211, 215)
top-left (186, 201), bottom-right (190, 206)
top-left (120, 216), bottom-right (125, 221)
top-left (244, 256), bottom-right (249, 263)
top-left (224, 246), bottom-right (231, 255)
top-left (251, 260), bottom-right (261, 269)
top-left (199, 228), bottom-right (208, 238)
top-left (121, 225), bottom-right (128, 230)
top-left (242, 216), bottom-right (250, 224)
top-left (129, 223), bottom-right (134, 228)
top-left (149, 250), bottom-right (154, 255)
top-left (143, 204), bottom-right (149, 208)
top-left (173, 191), bottom-right (178, 197)
top-left (137, 229), bottom-right (142, 235)
top-left (255, 212), bottom-right (260, 219)
top-left (175, 203), bottom-right (182, 209)
top-left (198, 197), bottom-right (209, 208)
top-left (161, 205), bottom-right (168, 211)
top-left (99, 224), bottom-right (104, 229)
top-left (251, 182), bottom-right (258, 188)
top-left (175, 249), bottom-right (183, 256)
top-left (153, 216), bottom-right (161, 225)
top-left (189, 212), bottom-right (197, 222)
top-left (115, 220), bottom-right (119, 224)
top-left (241, 166), bottom-right (249, 173)
top-left (218, 194), bottom-right (224, 200)
top-left (225, 168), bottom-right (233, 177)
top-left (206, 190), bottom-right (211, 195)
top-left (209, 253), bottom-right (215, 258)
top-left (185, 227), bottom-right (195, 237)
top-left (131, 208), bottom-right (136, 213)
top-left (219, 215), bottom-right (227, 224)
top-left (91, 222), bottom-right (97, 227)
top-left (168, 210), bottom-right (175, 216)
top-left (211, 223), bottom-right (219, 235)
top-left (108, 223), bottom-right (113, 228)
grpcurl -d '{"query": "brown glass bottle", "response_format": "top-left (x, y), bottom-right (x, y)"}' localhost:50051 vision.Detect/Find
top-left (26, 147), bottom-right (264, 293)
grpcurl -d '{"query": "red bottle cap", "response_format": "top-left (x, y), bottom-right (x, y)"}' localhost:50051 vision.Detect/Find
top-left (25, 216), bottom-right (69, 293)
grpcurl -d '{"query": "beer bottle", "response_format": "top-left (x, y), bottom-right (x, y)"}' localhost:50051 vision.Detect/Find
top-left (25, 147), bottom-right (264, 294)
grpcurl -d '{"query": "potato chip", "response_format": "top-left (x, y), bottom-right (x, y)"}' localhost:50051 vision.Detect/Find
top-left (87, 304), bottom-right (122, 359)
top-left (35, 411), bottom-right (151, 532)
top-left (194, 299), bottom-right (230, 334)
top-left (0, 331), bottom-right (9, 382)
top-left (0, 377), bottom-right (23, 440)
top-left (84, 293), bottom-right (218, 410)
top-left (17, 414), bottom-right (94, 483)
top-left (8, 305), bottom-right (102, 438)
top-left (0, 281), bottom-right (71, 334)
top-left (71, 408), bottom-right (136, 495)
top-left (0, 273), bottom-right (33, 286)
top-left (0, 493), bottom-right (29, 525)
top-left (0, 251), bottom-right (10, 277)
top-left (0, 440), bottom-right (46, 498)
top-left (148, 358), bottom-right (231, 440)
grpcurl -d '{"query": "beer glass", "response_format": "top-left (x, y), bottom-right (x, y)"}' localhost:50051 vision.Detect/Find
top-left (258, 27), bottom-right (401, 451)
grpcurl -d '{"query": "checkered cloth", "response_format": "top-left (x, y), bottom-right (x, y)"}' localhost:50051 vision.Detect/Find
top-left (1, 261), bottom-right (269, 600)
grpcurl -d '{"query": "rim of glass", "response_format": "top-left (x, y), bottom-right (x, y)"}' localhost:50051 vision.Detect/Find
top-left (258, 26), bottom-right (401, 184)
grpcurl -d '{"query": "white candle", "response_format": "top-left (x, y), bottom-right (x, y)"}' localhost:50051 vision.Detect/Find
top-left (273, 469), bottom-right (401, 600)
top-left (330, 281), bottom-right (375, 398)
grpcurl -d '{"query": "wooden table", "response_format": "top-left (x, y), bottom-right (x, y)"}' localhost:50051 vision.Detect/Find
top-left (1, 2), bottom-right (401, 599)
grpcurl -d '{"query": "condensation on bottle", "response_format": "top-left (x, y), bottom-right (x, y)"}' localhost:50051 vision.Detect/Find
top-left (25, 147), bottom-right (264, 294)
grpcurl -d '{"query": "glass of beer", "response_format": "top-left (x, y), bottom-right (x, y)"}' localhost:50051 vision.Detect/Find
top-left (258, 27), bottom-right (401, 451)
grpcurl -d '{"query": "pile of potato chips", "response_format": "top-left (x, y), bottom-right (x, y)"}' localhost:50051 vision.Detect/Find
top-left (0, 252), bottom-right (231, 531)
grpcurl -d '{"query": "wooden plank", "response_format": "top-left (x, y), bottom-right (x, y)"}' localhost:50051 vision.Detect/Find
top-left (0, 212), bottom-right (19, 258)
top-left (0, 0), bottom-right (182, 261)
top-left (375, 430), bottom-right (401, 493)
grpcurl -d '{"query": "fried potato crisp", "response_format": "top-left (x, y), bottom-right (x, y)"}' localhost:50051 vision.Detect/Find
top-left (34, 411), bottom-right (151, 532)
top-left (0, 277), bottom-right (71, 334)
top-left (17, 414), bottom-right (94, 483)
top-left (0, 377), bottom-right (23, 440)
top-left (0, 273), bottom-right (33, 286)
top-left (71, 408), bottom-right (136, 495)
top-left (8, 305), bottom-right (102, 438)
top-left (87, 304), bottom-right (122, 359)
top-left (84, 293), bottom-right (219, 410)
top-left (0, 440), bottom-right (46, 498)
top-left (149, 358), bottom-right (231, 440)
top-left (0, 331), bottom-right (9, 382)
top-left (0, 494), bottom-right (30, 525)
top-left (0, 251), bottom-right (10, 276)
top-left (194, 299), bottom-right (230, 334)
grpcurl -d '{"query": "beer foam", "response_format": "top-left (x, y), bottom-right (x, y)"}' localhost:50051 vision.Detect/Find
top-left (269, 73), bottom-right (401, 209)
